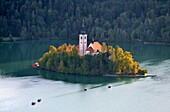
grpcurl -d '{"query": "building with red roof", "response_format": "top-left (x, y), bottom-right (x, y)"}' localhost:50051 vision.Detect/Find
top-left (78, 21), bottom-right (102, 55)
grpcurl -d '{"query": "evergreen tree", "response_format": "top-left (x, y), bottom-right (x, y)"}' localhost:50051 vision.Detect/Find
top-left (0, 0), bottom-right (169, 42)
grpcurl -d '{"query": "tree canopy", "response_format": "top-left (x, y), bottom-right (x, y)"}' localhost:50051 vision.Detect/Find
top-left (0, 0), bottom-right (170, 42)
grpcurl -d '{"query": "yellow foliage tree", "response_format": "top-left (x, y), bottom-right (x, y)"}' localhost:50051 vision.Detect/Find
top-left (107, 45), bottom-right (116, 62)
top-left (115, 45), bottom-right (124, 74)
top-left (133, 62), bottom-right (140, 74)
top-left (102, 42), bottom-right (107, 53)
top-left (57, 43), bottom-right (67, 52)
top-left (71, 45), bottom-right (78, 56)
top-left (49, 45), bottom-right (57, 54)
top-left (114, 46), bottom-right (141, 75)
top-left (115, 45), bottom-right (124, 60)
top-left (123, 52), bottom-right (134, 73)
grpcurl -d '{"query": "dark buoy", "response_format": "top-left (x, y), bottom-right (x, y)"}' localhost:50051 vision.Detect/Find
top-left (37, 99), bottom-right (41, 102)
top-left (108, 85), bottom-right (112, 88)
top-left (31, 102), bottom-right (36, 106)
top-left (84, 88), bottom-right (87, 91)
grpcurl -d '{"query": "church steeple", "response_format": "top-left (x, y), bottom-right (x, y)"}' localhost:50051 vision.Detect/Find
top-left (80, 18), bottom-right (86, 35)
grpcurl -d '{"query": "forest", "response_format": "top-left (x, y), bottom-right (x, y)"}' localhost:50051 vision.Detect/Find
top-left (0, 0), bottom-right (170, 42)
top-left (38, 43), bottom-right (147, 75)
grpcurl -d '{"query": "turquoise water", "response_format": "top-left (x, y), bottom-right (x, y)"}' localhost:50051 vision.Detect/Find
top-left (0, 40), bottom-right (170, 112)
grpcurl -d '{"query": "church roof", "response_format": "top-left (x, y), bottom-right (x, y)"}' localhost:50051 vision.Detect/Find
top-left (86, 47), bottom-right (94, 53)
top-left (76, 45), bottom-right (79, 49)
top-left (89, 42), bottom-right (102, 51)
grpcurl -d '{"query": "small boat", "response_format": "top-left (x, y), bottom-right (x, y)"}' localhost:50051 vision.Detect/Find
top-left (84, 88), bottom-right (88, 91)
top-left (108, 85), bottom-right (112, 88)
top-left (37, 99), bottom-right (42, 102)
top-left (32, 62), bottom-right (39, 68)
top-left (31, 102), bottom-right (36, 106)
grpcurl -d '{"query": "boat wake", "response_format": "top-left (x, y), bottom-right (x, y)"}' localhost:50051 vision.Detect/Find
top-left (140, 59), bottom-right (170, 83)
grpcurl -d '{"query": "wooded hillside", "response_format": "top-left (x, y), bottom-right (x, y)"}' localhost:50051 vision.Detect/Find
top-left (0, 0), bottom-right (170, 42)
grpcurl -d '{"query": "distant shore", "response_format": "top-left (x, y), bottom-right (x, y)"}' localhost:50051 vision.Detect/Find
top-left (0, 37), bottom-right (54, 42)
top-left (1, 37), bottom-right (170, 45)
top-left (144, 42), bottom-right (170, 45)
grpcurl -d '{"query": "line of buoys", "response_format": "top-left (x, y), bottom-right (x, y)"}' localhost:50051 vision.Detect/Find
top-left (83, 85), bottom-right (112, 91)
top-left (31, 98), bottom-right (42, 106)
top-left (37, 99), bottom-right (42, 102)
top-left (31, 85), bottom-right (112, 106)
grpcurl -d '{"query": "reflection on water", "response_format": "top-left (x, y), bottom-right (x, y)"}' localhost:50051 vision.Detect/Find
top-left (0, 40), bottom-right (170, 83)
top-left (0, 40), bottom-right (76, 76)
top-left (108, 42), bottom-right (170, 62)
top-left (38, 69), bottom-right (136, 84)
top-left (0, 40), bottom-right (76, 63)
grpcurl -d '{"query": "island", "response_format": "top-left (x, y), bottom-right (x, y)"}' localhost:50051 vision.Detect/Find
top-left (38, 43), bottom-right (148, 76)
top-left (37, 24), bottom-right (149, 77)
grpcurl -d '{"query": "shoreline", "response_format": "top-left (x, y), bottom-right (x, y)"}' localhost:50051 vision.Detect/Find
top-left (144, 41), bottom-right (170, 46)
top-left (1, 38), bottom-right (170, 46)
top-left (37, 68), bottom-right (156, 79)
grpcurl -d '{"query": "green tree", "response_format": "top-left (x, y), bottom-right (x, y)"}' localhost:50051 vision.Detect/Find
top-left (58, 60), bottom-right (64, 72)
top-left (20, 27), bottom-right (28, 40)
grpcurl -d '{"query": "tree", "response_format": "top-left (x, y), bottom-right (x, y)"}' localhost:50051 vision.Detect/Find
top-left (108, 46), bottom-right (116, 62)
top-left (58, 60), bottom-right (64, 72)
top-left (102, 42), bottom-right (107, 53)
top-left (123, 51), bottom-right (134, 74)
top-left (20, 27), bottom-right (28, 40)
top-left (133, 62), bottom-right (140, 74)
top-left (49, 45), bottom-right (57, 54)
top-left (38, 52), bottom-right (50, 68)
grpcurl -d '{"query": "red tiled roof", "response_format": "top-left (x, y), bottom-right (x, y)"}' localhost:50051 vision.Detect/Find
top-left (91, 42), bottom-right (102, 51)
top-left (76, 45), bottom-right (79, 49)
top-left (86, 47), bottom-right (94, 53)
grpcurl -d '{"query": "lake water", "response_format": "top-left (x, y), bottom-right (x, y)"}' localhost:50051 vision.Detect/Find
top-left (0, 40), bottom-right (170, 112)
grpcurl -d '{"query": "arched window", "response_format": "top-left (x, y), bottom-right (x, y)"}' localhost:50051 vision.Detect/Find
top-left (81, 37), bottom-right (82, 39)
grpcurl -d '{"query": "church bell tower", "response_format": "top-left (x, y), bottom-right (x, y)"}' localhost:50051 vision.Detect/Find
top-left (79, 20), bottom-right (87, 56)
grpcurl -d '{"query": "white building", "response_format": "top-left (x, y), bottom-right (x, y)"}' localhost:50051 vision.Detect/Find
top-left (78, 22), bottom-right (102, 56)
top-left (79, 32), bottom-right (87, 56)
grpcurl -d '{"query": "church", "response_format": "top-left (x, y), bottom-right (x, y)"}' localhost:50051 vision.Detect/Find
top-left (77, 23), bottom-right (102, 56)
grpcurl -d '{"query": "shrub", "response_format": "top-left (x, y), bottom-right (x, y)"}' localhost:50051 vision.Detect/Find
top-left (138, 68), bottom-right (148, 75)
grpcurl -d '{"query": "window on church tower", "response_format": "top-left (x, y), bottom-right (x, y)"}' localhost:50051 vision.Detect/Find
top-left (81, 37), bottom-right (82, 39)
